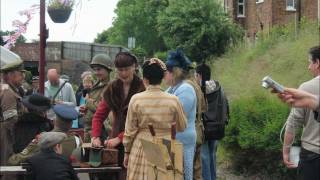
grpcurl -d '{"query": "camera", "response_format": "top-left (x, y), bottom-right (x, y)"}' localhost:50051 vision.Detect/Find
top-left (261, 76), bottom-right (284, 93)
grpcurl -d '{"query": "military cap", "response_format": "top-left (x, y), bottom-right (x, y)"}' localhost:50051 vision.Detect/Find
top-left (0, 46), bottom-right (25, 72)
top-left (53, 104), bottom-right (78, 121)
top-left (22, 94), bottom-right (52, 111)
top-left (90, 54), bottom-right (114, 71)
top-left (38, 132), bottom-right (67, 149)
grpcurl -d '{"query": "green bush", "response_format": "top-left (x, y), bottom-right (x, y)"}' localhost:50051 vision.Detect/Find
top-left (222, 93), bottom-right (298, 178)
top-left (131, 46), bottom-right (147, 64)
top-left (154, 51), bottom-right (167, 62)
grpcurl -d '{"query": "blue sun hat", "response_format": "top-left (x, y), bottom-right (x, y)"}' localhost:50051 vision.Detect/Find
top-left (166, 48), bottom-right (192, 71)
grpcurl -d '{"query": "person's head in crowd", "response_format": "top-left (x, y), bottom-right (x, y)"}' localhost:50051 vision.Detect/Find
top-left (52, 104), bottom-right (78, 132)
top-left (82, 75), bottom-right (94, 90)
top-left (1, 46), bottom-right (25, 87)
top-left (142, 58), bottom-right (167, 86)
top-left (164, 48), bottom-right (192, 86)
top-left (308, 46), bottom-right (320, 77)
top-left (90, 54), bottom-right (113, 82)
top-left (114, 52), bottom-right (138, 84)
top-left (47, 69), bottom-right (60, 86)
top-left (80, 71), bottom-right (93, 80)
top-left (38, 132), bottom-right (66, 154)
top-left (31, 76), bottom-right (39, 90)
top-left (195, 63), bottom-right (211, 86)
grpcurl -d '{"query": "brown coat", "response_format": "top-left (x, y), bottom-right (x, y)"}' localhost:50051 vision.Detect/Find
top-left (0, 83), bottom-right (25, 165)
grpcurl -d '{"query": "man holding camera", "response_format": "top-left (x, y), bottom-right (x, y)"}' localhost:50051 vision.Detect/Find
top-left (283, 46), bottom-right (320, 180)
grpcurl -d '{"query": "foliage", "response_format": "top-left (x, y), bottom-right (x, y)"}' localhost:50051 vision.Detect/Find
top-left (94, 29), bottom-right (111, 44)
top-left (214, 21), bottom-right (318, 177)
top-left (157, 0), bottom-right (243, 62)
top-left (130, 46), bottom-right (147, 64)
top-left (47, 0), bottom-right (74, 10)
top-left (0, 30), bottom-right (26, 46)
top-left (211, 21), bottom-right (318, 99)
top-left (24, 71), bottom-right (33, 84)
top-left (221, 93), bottom-right (297, 178)
top-left (96, 0), bottom-right (242, 59)
top-left (105, 0), bottom-right (168, 55)
top-left (154, 51), bottom-right (168, 62)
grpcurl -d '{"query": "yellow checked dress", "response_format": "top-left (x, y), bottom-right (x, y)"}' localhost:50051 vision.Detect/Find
top-left (123, 85), bottom-right (187, 180)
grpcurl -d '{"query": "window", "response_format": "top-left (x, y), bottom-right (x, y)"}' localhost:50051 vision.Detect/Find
top-left (224, 0), bottom-right (229, 13)
top-left (256, 0), bottom-right (264, 4)
top-left (286, 0), bottom-right (296, 11)
top-left (237, 0), bottom-right (245, 17)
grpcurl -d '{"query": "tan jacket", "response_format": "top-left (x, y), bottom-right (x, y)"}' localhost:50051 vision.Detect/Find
top-left (185, 79), bottom-right (207, 145)
top-left (0, 83), bottom-right (24, 122)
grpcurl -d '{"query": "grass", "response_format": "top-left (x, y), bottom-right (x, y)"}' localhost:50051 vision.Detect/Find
top-left (210, 21), bottom-right (319, 100)
top-left (212, 21), bottom-right (319, 176)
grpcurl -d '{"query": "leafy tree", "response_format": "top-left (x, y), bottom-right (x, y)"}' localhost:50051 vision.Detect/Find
top-left (96, 0), bottom-right (168, 55)
top-left (157, 0), bottom-right (243, 62)
top-left (94, 29), bottom-right (110, 44)
top-left (0, 30), bottom-right (27, 46)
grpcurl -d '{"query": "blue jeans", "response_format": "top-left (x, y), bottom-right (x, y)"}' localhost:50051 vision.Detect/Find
top-left (201, 140), bottom-right (218, 180)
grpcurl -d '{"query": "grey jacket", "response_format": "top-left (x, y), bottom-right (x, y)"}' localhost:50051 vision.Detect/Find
top-left (45, 79), bottom-right (76, 106)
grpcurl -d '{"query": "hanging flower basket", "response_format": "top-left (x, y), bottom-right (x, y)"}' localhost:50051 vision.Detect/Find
top-left (47, 0), bottom-right (74, 23)
top-left (48, 8), bottom-right (72, 23)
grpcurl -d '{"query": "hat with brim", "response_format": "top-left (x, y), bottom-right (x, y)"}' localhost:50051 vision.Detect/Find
top-left (166, 48), bottom-right (192, 71)
top-left (0, 46), bottom-right (25, 73)
top-left (22, 94), bottom-right (52, 111)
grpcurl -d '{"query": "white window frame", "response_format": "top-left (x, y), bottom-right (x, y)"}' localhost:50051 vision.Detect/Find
top-left (224, 0), bottom-right (229, 13)
top-left (237, 0), bottom-right (245, 17)
top-left (256, 0), bottom-right (264, 4)
top-left (286, 0), bottom-right (296, 11)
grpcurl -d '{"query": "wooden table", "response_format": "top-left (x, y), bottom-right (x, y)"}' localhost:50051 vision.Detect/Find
top-left (0, 165), bottom-right (122, 177)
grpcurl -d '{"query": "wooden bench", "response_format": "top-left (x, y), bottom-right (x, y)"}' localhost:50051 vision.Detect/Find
top-left (0, 165), bottom-right (122, 178)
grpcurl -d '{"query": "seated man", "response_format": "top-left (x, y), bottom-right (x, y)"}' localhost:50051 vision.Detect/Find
top-left (27, 131), bottom-right (79, 180)
top-left (8, 104), bottom-right (81, 165)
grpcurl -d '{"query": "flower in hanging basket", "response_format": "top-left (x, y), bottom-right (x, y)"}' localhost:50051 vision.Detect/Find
top-left (48, 0), bottom-right (74, 11)
top-left (47, 0), bottom-right (74, 23)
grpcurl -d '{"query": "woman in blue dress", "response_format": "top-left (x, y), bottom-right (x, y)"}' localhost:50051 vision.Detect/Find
top-left (164, 49), bottom-right (197, 180)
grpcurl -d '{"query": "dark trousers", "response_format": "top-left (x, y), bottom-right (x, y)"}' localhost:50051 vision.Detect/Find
top-left (298, 148), bottom-right (320, 180)
top-left (0, 119), bottom-right (18, 180)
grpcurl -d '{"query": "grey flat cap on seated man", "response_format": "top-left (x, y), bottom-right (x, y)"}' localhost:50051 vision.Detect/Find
top-left (38, 132), bottom-right (67, 150)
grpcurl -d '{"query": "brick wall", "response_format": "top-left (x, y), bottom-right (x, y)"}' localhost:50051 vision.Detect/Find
top-left (11, 42), bottom-right (128, 85)
top-left (230, 0), bottom-right (318, 39)
top-left (301, 0), bottom-right (318, 21)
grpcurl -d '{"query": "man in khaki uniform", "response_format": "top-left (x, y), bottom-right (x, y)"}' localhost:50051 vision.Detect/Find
top-left (0, 46), bottom-right (26, 167)
top-left (8, 103), bottom-right (81, 165)
top-left (80, 54), bottom-right (113, 142)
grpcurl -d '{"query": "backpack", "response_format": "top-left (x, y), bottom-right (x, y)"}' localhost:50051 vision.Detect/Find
top-left (202, 81), bottom-right (229, 140)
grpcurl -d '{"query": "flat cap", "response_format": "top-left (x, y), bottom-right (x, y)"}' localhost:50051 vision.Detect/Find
top-left (0, 46), bottom-right (24, 72)
top-left (53, 104), bottom-right (78, 121)
top-left (38, 132), bottom-right (67, 149)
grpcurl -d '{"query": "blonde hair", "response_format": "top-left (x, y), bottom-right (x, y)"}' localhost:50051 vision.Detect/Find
top-left (81, 71), bottom-right (93, 79)
top-left (171, 67), bottom-right (187, 86)
top-left (82, 75), bottom-right (94, 84)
